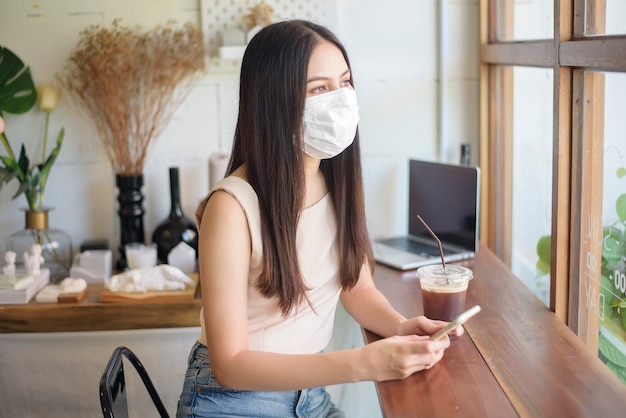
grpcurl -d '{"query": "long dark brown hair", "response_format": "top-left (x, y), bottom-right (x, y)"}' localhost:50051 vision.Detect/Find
top-left (226, 20), bottom-right (374, 315)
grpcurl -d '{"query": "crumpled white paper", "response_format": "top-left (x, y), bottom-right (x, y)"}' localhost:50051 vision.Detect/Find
top-left (105, 265), bottom-right (194, 293)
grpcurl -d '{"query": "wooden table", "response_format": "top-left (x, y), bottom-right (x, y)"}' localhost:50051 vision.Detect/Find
top-left (367, 245), bottom-right (626, 417)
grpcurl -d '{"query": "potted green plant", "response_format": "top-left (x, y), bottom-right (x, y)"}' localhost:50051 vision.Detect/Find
top-left (0, 45), bottom-right (70, 280)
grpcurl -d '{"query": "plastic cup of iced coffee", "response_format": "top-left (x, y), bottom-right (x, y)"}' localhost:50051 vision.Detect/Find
top-left (416, 264), bottom-right (473, 322)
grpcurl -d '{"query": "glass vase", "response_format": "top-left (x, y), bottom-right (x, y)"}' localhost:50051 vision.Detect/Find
top-left (6, 209), bottom-right (73, 281)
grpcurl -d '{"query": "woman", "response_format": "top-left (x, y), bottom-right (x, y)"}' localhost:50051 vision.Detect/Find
top-left (176, 20), bottom-right (461, 418)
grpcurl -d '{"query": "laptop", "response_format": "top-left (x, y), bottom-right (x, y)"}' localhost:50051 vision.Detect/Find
top-left (373, 159), bottom-right (480, 270)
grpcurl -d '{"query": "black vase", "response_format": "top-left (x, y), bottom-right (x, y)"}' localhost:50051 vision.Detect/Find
top-left (152, 167), bottom-right (198, 263)
top-left (115, 174), bottom-right (146, 270)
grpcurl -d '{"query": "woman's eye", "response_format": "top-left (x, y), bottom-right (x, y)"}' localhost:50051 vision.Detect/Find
top-left (341, 79), bottom-right (352, 87)
top-left (310, 85), bottom-right (327, 94)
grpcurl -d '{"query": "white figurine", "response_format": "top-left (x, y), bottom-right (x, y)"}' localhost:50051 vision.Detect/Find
top-left (2, 251), bottom-right (16, 276)
top-left (24, 244), bottom-right (45, 275)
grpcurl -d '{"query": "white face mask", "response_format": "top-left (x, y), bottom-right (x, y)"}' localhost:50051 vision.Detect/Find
top-left (302, 88), bottom-right (360, 159)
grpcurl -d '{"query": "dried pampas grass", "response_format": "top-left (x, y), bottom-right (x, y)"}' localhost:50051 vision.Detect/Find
top-left (60, 19), bottom-right (205, 175)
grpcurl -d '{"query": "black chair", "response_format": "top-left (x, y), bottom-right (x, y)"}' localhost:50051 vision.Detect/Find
top-left (99, 346), bottom-right (170, 418)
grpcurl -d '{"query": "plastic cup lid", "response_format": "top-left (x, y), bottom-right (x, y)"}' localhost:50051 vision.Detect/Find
top-left (415, 264), bottom-right (473, 284)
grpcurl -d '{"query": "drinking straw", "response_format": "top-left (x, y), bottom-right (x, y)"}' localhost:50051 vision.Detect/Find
top-left (416, 215), bottom-right (446, 269)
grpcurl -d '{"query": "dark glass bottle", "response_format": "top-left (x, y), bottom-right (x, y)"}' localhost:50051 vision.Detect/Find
top-left (152, 167), bottom-right (198, 263)
top-left (460, 143), bottom-right (471, 165)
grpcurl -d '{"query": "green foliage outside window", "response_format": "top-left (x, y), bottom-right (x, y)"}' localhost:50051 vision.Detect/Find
top-left (536, 150), bottom-right (626, 384)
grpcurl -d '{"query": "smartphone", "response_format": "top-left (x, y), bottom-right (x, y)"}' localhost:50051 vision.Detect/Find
top-left (429, 305), bottom-right (481, 341)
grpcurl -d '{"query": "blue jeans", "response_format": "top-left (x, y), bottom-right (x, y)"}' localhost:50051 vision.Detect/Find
top-left (176, 341), bottom-right (345, 418)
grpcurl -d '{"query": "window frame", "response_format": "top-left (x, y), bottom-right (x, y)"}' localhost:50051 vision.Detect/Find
top-left (479, 0), bottom-right (626, 349)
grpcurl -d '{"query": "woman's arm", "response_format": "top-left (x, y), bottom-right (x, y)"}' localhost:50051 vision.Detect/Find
top-left (339, 264), bottom-right (407, 337)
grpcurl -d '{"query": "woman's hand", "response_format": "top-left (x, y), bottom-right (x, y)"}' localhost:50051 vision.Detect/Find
top-left (396, 315), bottom-right (465, 339)
top-left (358, 333), bottom-right (449, 381)
top-left (353, 315), bottom-right (464, 381)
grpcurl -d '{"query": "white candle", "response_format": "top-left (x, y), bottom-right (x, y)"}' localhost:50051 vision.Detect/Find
top-left (125, 243), bottom-right (157, 270)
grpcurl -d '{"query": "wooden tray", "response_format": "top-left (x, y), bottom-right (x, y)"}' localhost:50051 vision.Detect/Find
top-left (100, 273), bottom-right (199, 303)
top-left (59, 286), bottom-right (89, 303)
top-left (34, 282), bottom-right (88, 304)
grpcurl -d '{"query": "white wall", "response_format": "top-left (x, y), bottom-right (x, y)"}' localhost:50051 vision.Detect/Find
top-left (0, 327), bottom-right (200, 417)
top-left (0, 0), bottom-right (479, 258)
top-left (337, 0), bottom-right (480, 236)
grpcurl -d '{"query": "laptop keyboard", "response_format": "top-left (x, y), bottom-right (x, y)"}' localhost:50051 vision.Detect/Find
top-left (379, 237), bottom-right (456, 257)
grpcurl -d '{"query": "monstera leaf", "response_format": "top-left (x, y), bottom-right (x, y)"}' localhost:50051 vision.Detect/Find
top-left (0, 45), bottom-right (37, 115)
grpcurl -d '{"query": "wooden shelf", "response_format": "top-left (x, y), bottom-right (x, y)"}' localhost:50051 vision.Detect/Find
top-left (0, 282), bottom-right (203, 333)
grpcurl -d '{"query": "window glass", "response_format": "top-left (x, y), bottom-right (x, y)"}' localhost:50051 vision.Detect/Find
top-left (599, 72), bottom-right (626, 385)
top-left (497, 0), bottom-right (553, 41)
top-left (510, 67), bottom-right (554, 306)
top-left (586, 0), bottom-right (626, 36)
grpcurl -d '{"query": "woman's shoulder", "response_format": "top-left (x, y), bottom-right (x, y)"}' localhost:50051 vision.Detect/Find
top-left (211, 172), bottom-right (255, 199)
top-left (196, 172), bottom-right (258, 227)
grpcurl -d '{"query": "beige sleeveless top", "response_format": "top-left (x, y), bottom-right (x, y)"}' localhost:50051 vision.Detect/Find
top-left (195, 176), bottom-right (342, 354)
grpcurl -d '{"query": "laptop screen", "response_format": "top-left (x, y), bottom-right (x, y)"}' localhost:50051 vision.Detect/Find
top-left (408, 160), bottom-right (480, 251)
